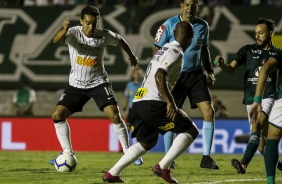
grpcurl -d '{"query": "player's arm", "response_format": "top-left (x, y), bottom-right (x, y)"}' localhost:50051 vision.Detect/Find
top-left (155, 68), bottom-right (177, 120)
top-left (123, 85), bottom-right (129, 112)
top-left (254, 57), bottom-right (278, 98)
top-left (201, 47), bottom-right (216, 85)
top-left (152, 46), bottom-right (160, 57)
top-left (214, 55), bottom-right (239, 74)
top-left (53, 18), bottom-right (70, 43)
top-left (118, 37), bottom-right (138, 67)
top-left (249, 57), bottom-right (279, 122)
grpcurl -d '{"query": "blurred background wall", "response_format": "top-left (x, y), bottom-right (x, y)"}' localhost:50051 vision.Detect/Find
top-left (0, 0), bottom-right (282, 118)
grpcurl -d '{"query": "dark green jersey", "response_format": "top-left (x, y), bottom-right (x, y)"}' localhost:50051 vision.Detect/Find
top-left (273, 53), bottom-right (282, 99)
top-left (233, 44), bottom-right (280, 105)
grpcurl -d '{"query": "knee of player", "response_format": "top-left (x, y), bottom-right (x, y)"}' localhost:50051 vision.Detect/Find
top-left (188, 124), bottom-right (199, 140)
top-left (52, 111), bottom-right (65, 121)
top-left (140, 140), bottom-right (157, 151)
top-left (110, 113), bottom-right (122, 124)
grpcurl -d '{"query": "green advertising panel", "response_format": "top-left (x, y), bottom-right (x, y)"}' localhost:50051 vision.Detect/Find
top-left (0, 5), bottom-right (281, 90)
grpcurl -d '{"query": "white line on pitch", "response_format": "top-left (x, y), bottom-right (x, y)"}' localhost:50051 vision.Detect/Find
top-left (186, 178), bottom-right (264, 184)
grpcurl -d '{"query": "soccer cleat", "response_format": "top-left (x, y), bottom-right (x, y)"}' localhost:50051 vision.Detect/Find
top-left (49, 159), bottom-right (55, 165)
top-left (49, 152), bottom-right (62, 165)
top-left (152, 164), bottom-right (178, 183)
top-left (200, 156), bottom-right (219, 169)
top-left (277, 160), bottom-right (282, 171)
top-left (231, 158), bottom-right (246, 174)
top-left (103, 172), bottom-right (125, 183)
top-left (170, 161), bottom-right (176, 169)
top-left (49, 152), bottom-right (74, 166)
top-left (133, 157), bottom-right (143, 166)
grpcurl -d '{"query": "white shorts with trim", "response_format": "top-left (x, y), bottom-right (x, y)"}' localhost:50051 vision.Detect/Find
top-left (268, 98), bottom-right (282, 128)
top-left (246, 98), bottom-right (275, 130)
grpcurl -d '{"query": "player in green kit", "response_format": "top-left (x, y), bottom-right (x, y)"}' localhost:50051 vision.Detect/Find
top-left (249, 53), bottom-right (282, 184)
top-left (214, 17), bottom-right (282, 174)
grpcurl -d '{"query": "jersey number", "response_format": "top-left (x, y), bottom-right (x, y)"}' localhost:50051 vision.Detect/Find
top-left (104, 86), bottom-right (114, 96)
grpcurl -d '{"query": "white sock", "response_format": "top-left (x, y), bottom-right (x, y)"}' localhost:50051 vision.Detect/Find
top-left (113, 121), bottom-right (130, 153)
top-left (54, 120), bottom-right (73, 153)
top-left (109, 143), bottom-right (147, 176)
top-left (159, 133), bottom-right (194, 169)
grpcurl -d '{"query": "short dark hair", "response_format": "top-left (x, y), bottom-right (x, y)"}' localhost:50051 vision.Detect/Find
top-left (256, 17), bottom-right (275, 32)
top-left (81, 6), bottom-right (100, 19)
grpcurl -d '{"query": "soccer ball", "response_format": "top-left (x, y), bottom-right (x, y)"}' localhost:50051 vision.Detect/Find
top-left (54, 152), bottom-right (77, 172)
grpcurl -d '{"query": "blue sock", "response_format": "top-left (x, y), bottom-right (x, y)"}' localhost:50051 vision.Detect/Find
top-left (164, 131), bottom-right (174, 153)
top-left (202, 121), bottom-right (214, 156)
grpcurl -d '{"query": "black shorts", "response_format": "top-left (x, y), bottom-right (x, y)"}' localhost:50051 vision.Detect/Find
top-left (126, 108), bottom-right (133, 126)
top-left (131, 100), bottom-right (194, 144)
top-left (172, 69), bottom-right (212, 109)
top-left (57, 83), bottom-right (118, 113)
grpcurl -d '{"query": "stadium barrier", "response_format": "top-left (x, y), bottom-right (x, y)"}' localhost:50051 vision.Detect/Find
top-left (1, 117), bottom-right (282, 154)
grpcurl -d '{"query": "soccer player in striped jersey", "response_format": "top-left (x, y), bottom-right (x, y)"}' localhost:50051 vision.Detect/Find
top-left (103, 21), bottom-right (197, 184)
top-left (49, 6), bottom-right (137, 164)
top-left (214, 17), bottom-right (282, 174)
top-left (249, 52), bottom-right (282, 184)
top-left (153, 0), bottom-right (218, 169)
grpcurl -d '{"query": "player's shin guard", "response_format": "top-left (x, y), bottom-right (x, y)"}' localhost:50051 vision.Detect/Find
top-left (241, 132), bottom-right (260, 166)
top-left (109, 143), bottom-right (147, 176)
top-left (159, 133), bottom-right (194, 169)
top-left (202, 121), bottom-right (214, 156)
top-left (113, 120), bottom-right (130, 153)
top-left (164, 131), bottom-right (174, 153)
top-left (264, 139), bottom-right (279, 184)
top-left (54, 120), bottom-right (73, 153)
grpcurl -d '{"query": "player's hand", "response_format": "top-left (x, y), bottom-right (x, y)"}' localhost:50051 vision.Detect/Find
top-left (63, 18), bottom-right (70, 31)
top-left (207, 73), bottom-right (216, 86)
top-left (166, 102), bottom-right (178, 121)
top-left (214, 55), bottom-right (224, 66)
top-left (249, 102), bottom-right (262, 125)
top-left (129, 55), bottom-right (138, 67)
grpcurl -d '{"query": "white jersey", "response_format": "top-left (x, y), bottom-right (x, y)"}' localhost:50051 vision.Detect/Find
top-left (63, 26), bottom-right (121, 89)
top-left (133, 40), bottom-right (183, 102)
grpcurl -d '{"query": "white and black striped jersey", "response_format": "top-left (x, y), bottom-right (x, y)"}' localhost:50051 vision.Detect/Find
top-left (62, 26), bottom-right (121, 89)
top-left (133, 40), bottom-right (183, 102)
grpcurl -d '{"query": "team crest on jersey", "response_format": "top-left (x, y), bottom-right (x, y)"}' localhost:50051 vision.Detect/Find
top-left (155, 25), bottom-right (165, 43)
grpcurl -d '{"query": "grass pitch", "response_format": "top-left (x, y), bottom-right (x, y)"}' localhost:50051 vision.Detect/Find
top-left (0, 151), bottom-right (281, 184)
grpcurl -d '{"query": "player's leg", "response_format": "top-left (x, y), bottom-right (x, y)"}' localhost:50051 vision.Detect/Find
top-left (103, 101), bottom-right (158, 182)
top-left (158, 109), bottom-right (198, 169)
top-left (231, 112), bottom-right (266, 174)
top-left (264, 124), bottom-right (282, 184)
top-left (196, 100), bottom-right (218, 169)
top-left (52, 105), bottom-right (73, 153)
top-left (264, 99), bottom-right (282, 183)
top-left (92, 83), bottom-right (130, 153)
top-left (49, 86), bottom-right (89, 165)
top-left (104, 105), bottom-right (130, 153)
top-left (126, 108), bottom-right (143, 166)
top-left (153, 109), bottom-right (198, 183)
top-left (163, 72), bottom-right (189, 168)
top-left (231, 98), bottom-right (274, 173)
top-left (188, 71), bottom-right (218, 169)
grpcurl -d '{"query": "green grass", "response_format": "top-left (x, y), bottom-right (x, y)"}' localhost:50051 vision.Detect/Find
top-left (0, 151), bottom-right (281, 184)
